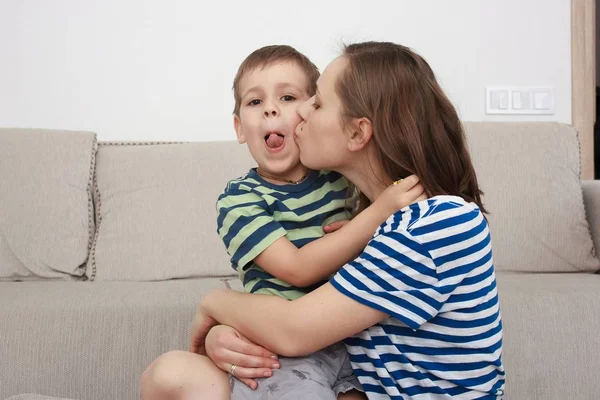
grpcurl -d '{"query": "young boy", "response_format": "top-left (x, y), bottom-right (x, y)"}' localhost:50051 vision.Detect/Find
top-left (214, 45), bottom-right (422, 399)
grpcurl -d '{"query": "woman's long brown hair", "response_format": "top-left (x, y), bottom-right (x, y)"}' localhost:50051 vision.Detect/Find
top-left (338, 42), bottom-right (487, 213)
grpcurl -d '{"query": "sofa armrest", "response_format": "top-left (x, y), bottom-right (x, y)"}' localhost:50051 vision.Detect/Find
top-left (582, 180), bottom-right (600, 255)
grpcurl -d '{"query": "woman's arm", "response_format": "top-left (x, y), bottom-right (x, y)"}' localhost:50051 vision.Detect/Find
top-left (199, 284), bottom-right (388, 357)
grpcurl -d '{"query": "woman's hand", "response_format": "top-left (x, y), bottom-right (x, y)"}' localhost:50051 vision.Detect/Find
top-left (205, 325), bottom-right (280, 390)
top-left (189, 304), bottom-right (219, 355)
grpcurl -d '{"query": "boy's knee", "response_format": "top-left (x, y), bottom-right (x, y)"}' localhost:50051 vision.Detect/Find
top-left (141, 350), bottom-right (230, 400)
top-left (141, 350), bottom-right (190, 396)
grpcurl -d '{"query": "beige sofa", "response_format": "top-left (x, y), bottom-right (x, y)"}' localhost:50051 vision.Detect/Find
top-left (1, 123), bottom-right (599, 400)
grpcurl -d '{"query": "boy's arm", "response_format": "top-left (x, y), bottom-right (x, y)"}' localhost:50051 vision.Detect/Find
top-left (255, 176), bottom-right (425, 287)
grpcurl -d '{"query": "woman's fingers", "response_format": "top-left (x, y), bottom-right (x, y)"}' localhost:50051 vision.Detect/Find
top-left (205, 325), bottom-right (279, 389)
top-left (226, 362), bottom-right (274, 379)
top-left (239, 377), bottom-right (259, 390)
top-left (219, 331), bottom-right (278, 360)
top-left (216, 347), bottom-right (280, 369)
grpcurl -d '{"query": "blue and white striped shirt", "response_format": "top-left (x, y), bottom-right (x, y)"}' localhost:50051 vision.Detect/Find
top-left (331, 195), bottom-right (505, 399)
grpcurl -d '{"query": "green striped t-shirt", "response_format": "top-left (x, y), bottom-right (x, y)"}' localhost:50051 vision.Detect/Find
top-left (216, 168), bottom-right (352, 300)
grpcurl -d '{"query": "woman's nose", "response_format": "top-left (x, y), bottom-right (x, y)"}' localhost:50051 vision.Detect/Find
top-left (298, 96), bottom-right (315, 120)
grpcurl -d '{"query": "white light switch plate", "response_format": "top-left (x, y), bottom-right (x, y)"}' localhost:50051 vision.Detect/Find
top-left (486, 86), bottom-right (554, 115)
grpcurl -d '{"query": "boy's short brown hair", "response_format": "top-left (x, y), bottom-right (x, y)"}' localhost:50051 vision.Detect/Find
top-left (232, 45), bottom-right (320, 116)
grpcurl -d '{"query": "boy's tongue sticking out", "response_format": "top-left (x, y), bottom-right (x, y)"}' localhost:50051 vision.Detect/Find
top-left (265, 132), bottom-right (284, 149)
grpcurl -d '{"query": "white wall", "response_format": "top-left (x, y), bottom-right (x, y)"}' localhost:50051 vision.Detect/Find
top-left (0, 0), bottom-right (571, 141)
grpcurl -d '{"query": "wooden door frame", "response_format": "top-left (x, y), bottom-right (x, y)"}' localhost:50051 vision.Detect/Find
top-left (572, 0), bottom-right (596, 179)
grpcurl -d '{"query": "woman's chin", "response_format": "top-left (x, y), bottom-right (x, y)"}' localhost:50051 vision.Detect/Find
top-left (299, 154), bottom-right (324, 171)
top-left (298, 155), bottom-right (313, 169)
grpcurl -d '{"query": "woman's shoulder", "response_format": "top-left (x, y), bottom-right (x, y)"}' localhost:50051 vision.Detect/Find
top-left (375, 195), bottom-right (486, 239)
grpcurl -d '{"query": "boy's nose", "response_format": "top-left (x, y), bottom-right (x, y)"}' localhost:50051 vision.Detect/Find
top-left (264, 109), bottom-right (277, 117)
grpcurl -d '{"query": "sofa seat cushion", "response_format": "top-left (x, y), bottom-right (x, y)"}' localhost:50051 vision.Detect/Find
top-left (0, 129), bottom-right (97, 280)
top-left (0, 278), bottom-right (228, 400)
top-left (496, 271), bottom-right (600, 399)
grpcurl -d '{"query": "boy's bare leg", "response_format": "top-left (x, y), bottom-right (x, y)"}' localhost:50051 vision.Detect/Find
top-left (338, 390), bottom-right (367, 399)
top-left (141, 350), bottom-right (230, 400)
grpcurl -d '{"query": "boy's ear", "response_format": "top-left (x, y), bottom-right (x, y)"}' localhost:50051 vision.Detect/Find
top-left (233, 115), bottom-right (246, 144)
top-left (347, 117), bottom-right (373, 152)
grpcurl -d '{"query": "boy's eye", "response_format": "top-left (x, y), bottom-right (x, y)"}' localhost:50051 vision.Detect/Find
top-left (281, 95), bottom-right (296, 102)
top-left (312, 102), bottom-right (321, 110)
top-left (247, 99), bottom-right (262, 106)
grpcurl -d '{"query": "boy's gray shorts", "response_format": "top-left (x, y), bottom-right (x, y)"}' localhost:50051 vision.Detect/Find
top-left (230, 342), bottom-right (363, 399)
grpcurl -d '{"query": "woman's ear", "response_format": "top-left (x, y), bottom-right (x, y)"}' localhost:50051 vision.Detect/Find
top-left (347, 117), bottom-right (373, 152)
top-left (233, 115), bottom-right (246, 144)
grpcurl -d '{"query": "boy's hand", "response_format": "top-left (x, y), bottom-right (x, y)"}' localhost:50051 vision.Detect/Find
top-left (377, 175), bottom-right (426, 215)
top-left (323, 219), bottom-right (350, 234)
top-left (205, 325), bottom-right (279, 390)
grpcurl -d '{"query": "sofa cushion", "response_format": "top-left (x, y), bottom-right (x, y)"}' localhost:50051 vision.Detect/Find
top-left (88, 142), bottom-right (254, 281)
top-left (0, 128), bottom-right (96, 280)
top-left (496, 271), bottom-right (600, 399)
top-left (0, 278), bottom-right (229, 400)
top-left (465, 122), bottom-right (600, 273)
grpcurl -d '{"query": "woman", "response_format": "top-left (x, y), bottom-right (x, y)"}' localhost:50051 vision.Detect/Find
top-left (143, 41), bottom-right (505, 399)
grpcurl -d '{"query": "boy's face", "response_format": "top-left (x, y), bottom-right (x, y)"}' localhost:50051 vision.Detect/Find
top-left (234, 62), bottom-right (311, 179)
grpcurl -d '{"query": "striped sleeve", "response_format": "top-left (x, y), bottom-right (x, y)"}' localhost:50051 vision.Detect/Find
top-left (331, 229), bottom-right (448, 330)
top-left (216, 188), bottom-right (286, 272)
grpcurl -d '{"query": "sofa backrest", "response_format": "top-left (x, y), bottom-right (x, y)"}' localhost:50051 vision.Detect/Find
top-left (88, 122), bottom-right (599, 280)
top-left (1, 123), bottom-right (598, 282)
top-left (0, 128), bottom-right (97, 281)
top-left (464, 122), bottom-right (599, 273)
top-left (88, 141), bottom-right (255, 280)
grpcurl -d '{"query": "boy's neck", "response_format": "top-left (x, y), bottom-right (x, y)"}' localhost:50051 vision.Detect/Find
top-left (256, 165), bottom-right (311, 185)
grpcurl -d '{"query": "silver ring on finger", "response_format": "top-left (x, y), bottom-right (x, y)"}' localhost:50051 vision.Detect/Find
top-left (230, 364), bottom-right (237, 377)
